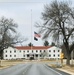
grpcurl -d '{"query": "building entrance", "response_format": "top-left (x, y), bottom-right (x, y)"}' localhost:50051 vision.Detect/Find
top-left (29, 54), bottom-right (39, 60)
top-left (30, 54), bottom-right (34, 60)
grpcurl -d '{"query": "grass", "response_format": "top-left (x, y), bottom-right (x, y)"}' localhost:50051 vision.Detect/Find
top-left (0, 59), bottom-right (25, 69)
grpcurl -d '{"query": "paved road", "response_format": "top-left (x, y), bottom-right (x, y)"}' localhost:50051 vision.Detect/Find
top-left (0, 63), bottom-right (70, 75)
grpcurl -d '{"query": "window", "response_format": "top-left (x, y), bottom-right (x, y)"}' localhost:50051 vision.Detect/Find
top-left (58, 54), bottom-right (60, 57)
top-left (49, 50), bottom-right (51, 52)
top-left (44, 50), bottom-right (45, 52)
top-left (53, 54), bottom-right (55, 57)
top-left (19, 50), bottom-right (21, 52)
top-left (27, 54), bottom-right (29, 57)
top-left (40, 50), bottom-right (41, 52)
top-left (5, 55), bottom-right (7, 57)
top-left (36, 50), bottom-right (38, 52)
top-left (49, 55), bottom-right (51, 57)
top-left (10, 51), bottom-right (12, 53)
top-left (10, 55), bottom-right (12, 57)
top-left (36, 54), bottom-right (38, 57)
top-left (58, 50), bottom-right (60, 52)
top-left (53, 50), bottom-right (55, 52)
top-left (6, 50), bottom-right (7, 53)
top-left (32, 50), bottom-right (33, 53)
top-left (27, 50), bottom-right (29, 52)
top-left (23, 55), bottom-right (25, 57)
top-left (14, 50), bottom-right (16, 53)
top-left (14, 55), bottom-right (16, 57)
top-left (40, 55), bottom-right (41, 57)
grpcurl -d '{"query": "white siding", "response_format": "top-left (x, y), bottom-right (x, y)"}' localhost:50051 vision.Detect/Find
top-left (3, 46), bottom-right (62, 60)
top-left (47, 46), bottom-right (62, 59)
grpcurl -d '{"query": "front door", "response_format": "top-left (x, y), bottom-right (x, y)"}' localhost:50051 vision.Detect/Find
top-left (30, 54), bottom-right (34, 60)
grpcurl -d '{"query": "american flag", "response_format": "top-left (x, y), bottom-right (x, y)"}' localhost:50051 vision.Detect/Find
top-left (34, 32), bottom-right (41, 38)
top-left (34, 32), bottom-right (41, 41)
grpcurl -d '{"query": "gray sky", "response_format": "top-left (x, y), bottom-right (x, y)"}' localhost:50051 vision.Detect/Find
top-left (0, 0), bottom-right (74, 46)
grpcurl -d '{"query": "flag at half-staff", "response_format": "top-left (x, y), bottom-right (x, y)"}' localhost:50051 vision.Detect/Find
top-left (34, 31), bottom-right (41, 41)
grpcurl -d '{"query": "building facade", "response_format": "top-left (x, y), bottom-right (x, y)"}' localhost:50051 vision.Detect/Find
top-left (3, 46), bottom-right (62, 60)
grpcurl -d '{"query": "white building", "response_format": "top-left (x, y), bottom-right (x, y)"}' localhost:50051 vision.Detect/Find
top-left (47, 46), bottom-right (62, 59)
top-left (3, 46), bottom-right (62, 60)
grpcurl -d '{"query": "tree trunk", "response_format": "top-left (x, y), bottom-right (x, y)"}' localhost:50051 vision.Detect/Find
top-left (64, 42), bottom-right (71, 65)
top-left (0, 50), bottom-right (3, 66)
top-left (0, 50), bottom-right (3, 59)
top-left (66, 53), bottom-right (71, 65)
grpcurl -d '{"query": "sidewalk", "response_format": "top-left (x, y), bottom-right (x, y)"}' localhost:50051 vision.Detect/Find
top-left (57, 59), bottom-right (74, 75)
top-left (57, 67), bottom-right (74, 75)
top-left (48, 59), bottom-right (74, 75)
top-left (61, 60), bottom-right (74, 75)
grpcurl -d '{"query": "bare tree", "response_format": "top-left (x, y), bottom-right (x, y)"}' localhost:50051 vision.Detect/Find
top-left (36, 1), bottom-right (74, 65)
top-left (0, 17), bottom-right (27, 59)
top-left (41, 51), bottom-right (47, 59)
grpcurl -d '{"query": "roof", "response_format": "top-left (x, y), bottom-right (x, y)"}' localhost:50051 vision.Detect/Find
top-left (15, 46), bottom-right (52, 50)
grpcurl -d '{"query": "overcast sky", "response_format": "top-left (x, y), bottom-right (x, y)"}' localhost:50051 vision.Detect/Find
top-left (0, 0), bottom-right (74, 46)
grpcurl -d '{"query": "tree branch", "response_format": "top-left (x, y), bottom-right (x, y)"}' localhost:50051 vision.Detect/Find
top-left (67, 28), bottom-right (74, 40)
top-left (70, 43), bottom-right (74, 52)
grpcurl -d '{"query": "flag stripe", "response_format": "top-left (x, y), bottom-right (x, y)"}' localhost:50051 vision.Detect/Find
top-left (34, 32), bottom-right (41, 38)
top-left (34, 37), bottom-right (38, 41)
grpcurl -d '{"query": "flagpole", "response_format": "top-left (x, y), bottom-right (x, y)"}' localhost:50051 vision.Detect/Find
top-left (31, 9), bottom-right (35, 59)
top-left (31, 9), bottom-right (32, 51)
